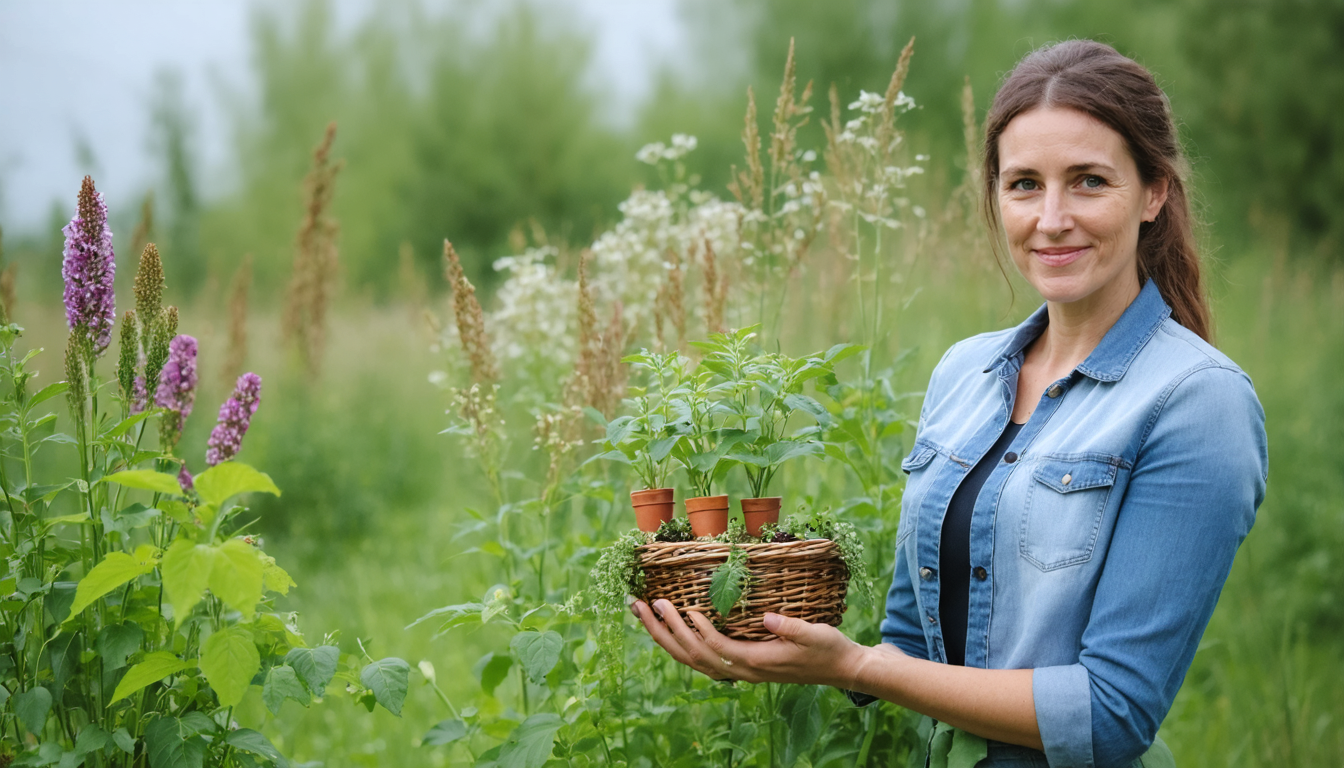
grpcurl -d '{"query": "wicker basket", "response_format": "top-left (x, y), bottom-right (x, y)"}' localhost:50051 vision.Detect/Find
top-left (636, 539), bottom-right (849, 640)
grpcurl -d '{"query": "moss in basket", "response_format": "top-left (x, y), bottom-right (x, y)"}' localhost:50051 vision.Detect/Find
top-left (653, 516), bottom-right (693, 542)
top-left (587, 528), bottom-right (651, 691)
top-left (780, 508), bottom-right (875, 609)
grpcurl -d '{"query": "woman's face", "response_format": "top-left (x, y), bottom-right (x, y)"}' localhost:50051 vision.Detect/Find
top-left (996, 107), bottom-right (1168, 312)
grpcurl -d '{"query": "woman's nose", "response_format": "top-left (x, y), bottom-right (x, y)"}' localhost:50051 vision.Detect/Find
top-left (1037, 189), bottom-right (1073, 237)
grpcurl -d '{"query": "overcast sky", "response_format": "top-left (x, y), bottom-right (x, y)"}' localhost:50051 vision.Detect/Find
top-left (0, 0), bottom-right (683, 234)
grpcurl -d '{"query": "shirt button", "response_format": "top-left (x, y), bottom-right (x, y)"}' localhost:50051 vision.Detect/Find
top-left (927, 615), bottom-right (937, 625)
top-left (973, 566), bottom-right (988, 581)
top-left (919, 567), bottom-right (935, 580)
top-left (1062, 473), bottom-right (1073, 485)
top-left (1004, 451), bottom-right (1018, 464)
top-left (1047, 384), bottom-right (1063, 398)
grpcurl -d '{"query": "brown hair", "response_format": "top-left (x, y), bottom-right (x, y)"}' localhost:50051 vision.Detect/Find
top-left (982, 40), bottom-right (1211, 342)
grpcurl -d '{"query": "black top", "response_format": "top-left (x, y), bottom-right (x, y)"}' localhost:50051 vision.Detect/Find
top-left (939, 419), bottom-right (1024, 666)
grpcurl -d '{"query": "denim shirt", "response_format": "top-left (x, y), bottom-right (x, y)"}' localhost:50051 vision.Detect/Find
top-left (881, 279), bottom-right (1268, 768)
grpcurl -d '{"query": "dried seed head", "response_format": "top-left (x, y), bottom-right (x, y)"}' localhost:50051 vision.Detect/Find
top-left (129, 191), bottom-right (154, 262)
top-left (443, 239), bottom-right (498, 384)
top-left (134, 243), bottom-right (165, 337)
top-left (284, 122), bottom-right (342, 378)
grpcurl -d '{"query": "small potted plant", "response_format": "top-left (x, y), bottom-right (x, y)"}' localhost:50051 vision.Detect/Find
top-left (592, 350), bottom-right (687, 532)
top-left (699, 326), bottom-right (861, 535)
top-left (668, 362), bottom-right (747, 537)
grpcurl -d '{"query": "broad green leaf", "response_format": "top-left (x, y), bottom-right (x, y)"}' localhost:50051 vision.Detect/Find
top-left (225, 729), bottom-right (285, 763)
top-left (765, 441), bottom-right (822, 467)
top-left (112, 652), bottom-right (194, 703)
top-left (478, 652), bottom-right (513, 697)
top-left (97, 622), bottom-right (144, 671)
top-left (422, 719), bottom-right (470, 746)
top-left (113, 728), bottom-right (136, 754)
top-left (27, 381), bottom-right (70, 409)
top-left (285, 645), bottom-right (339, 695)
top-left (782, 684), bottom-right (824, 766)
top-left (39, 512), bottom-right (91, 534)
top-left (67, 545), bottom-right (159, 619)
top-left (497, 713), bottom-right (563, 768)
top-left (823, 343), bottom-right (865, 364)
top-left (724, 452), bottom-right (769, 468)
top-left (14, 686), bottom-right (52, 734)
top-left (648, 435), bottom-right (681, 462)
top-left (604, 415), bottom-right (635, 445)
top-left (75, 724), bottom-right (114, 755)
top-left (160, 540), bottom-right (214, 624)
top-left (256, 613), bottom-right (306, 650)
top-left (406, 602), bottom-right (485, 632)
top-left (261, 555), bottom-right (295, 595)
top-left (263, 665), bottom-right (310, 714)
top-left (360, 657), bottom-right (410, 717)
top-left (783, 394), bottom-right (831, 426)
top-left (208, 539), bottom-right (264, 620)
top-left (201, 627), bottom-right (261, 708)
top-left (144, 717), bottom-right (207, 768)
top-left (102, 469), bottom-right (183, 496)
top-left (708, 548), bottom-right (750, 618)
top-left (509, 631), bottom-right (563, 685)
top-left (192, 462), bottom-right (280, 507)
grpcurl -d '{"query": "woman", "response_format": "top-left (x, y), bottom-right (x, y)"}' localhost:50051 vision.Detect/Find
top-left (631, 40), bottom-right (1268, 768)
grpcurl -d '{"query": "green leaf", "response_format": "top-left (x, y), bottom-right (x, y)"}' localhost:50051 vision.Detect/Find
top-left (261, 556), bottom-right (296, 595)
top-left (112, 652), bottom-right (194, 704)
top-left (225, 729), bottom-right (286, 764)
top-left (201, 627), bottom-right (261, 708)
top-left (144, 717), bottom-right (207, 768)
top-left (67, 545), bottom-right (159, 619)
top-left (14, 686), bottom-right (52, 734)
top-left (604, 415), bottom-right (635, 445)
top-left (648, 435), bottom-right (681, 462)
top-left (113, 728), bottom-right (136, 755)
top-left (360, 657), bottom-right (410, 717)
top-left (285, 646), bottom-right (339, 695)
top-left (160, 540), bottom-right (214, 624)
top-left (708, 547), bottom-right (750, 617)
top-left (263, 665), bottom-right (311, 714)
top-left (27, 381), bottom-right (70, 409)
top-left (75, 724), bottom-right (114, 756)
top-left (208, 539), bottom-right (265, 620)
top-left (783, 394), bottom-right (831, 426)
top-left (97, 622), bottom-right (144, 671)
top-left (102, 469), bottom-right (184, 496)
top-left (422, 719), bottom-right (470, 747)
top-left (765, 441), bottom-right (823, 467)
top-left (509, 631), bottom-right (563, 685)
top-left (478, 652), bottom-right (513, 697)
top-left (102, 408), bottom-right (155, 438)
top-left (497, 713), bottom-right (563, 768)
top-left (782, 684), bottom-right (824, 766)
top-left (823, 343), bottom-right (865, 364)
top-left (192, 462), bottom-right (280, 507)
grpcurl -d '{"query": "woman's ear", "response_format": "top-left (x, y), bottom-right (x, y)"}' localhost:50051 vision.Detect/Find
top-left (1143, 176), bottom-right (1170, 223)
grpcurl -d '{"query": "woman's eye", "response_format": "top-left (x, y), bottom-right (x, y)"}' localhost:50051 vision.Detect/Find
top-left (1011, 178), bottom-right (1038, 191)
top-left (1082, 175), bottom-right (1105, 189)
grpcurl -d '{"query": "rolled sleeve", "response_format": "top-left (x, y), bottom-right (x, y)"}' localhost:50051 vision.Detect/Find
top-left (1067, 365), bottom-right (1267, 768)
top-left (1033, 664), bottom-right (1094, 767)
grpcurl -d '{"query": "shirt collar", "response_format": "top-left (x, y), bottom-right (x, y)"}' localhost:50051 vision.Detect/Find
top-left (982, 279), bottom-right (1172, 382)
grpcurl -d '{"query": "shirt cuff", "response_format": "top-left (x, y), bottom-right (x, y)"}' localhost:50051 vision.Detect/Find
top-left (1033, 664), bottom-right (1094, 767)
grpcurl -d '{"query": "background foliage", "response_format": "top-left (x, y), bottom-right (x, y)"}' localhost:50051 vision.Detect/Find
top-left (1, 0), bottom-right (1341, 765)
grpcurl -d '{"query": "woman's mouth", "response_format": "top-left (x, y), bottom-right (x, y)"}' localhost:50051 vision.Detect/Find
top-left (1033, 246), bottom-right (1090, 267)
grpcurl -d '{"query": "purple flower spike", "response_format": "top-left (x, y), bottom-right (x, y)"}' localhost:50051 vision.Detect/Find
top-left (178, 465), bottom-right (195, 493)
top-left (61, 177), bottom-right (117, 359)
top-left (155, 335), bottom-right (198, 433)
top-left (206, 372), bottom-right (262, 466)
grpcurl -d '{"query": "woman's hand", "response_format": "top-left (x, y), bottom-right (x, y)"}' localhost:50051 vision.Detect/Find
top-left (631, 598), bottom-right (887, 688)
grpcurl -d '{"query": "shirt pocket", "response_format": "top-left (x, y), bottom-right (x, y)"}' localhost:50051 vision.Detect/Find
top-left (1019, 453), bottom-right (1121, 571)
top-left (896, 441), bottom-right (938, 546)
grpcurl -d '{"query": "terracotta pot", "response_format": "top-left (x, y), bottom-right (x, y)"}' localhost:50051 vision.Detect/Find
top-left (685, 494), bottom-right (730, 538)
top-left (631, 488), bottom-right (675, 533)
top-left (741, 497), bottom-right (782, 536)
